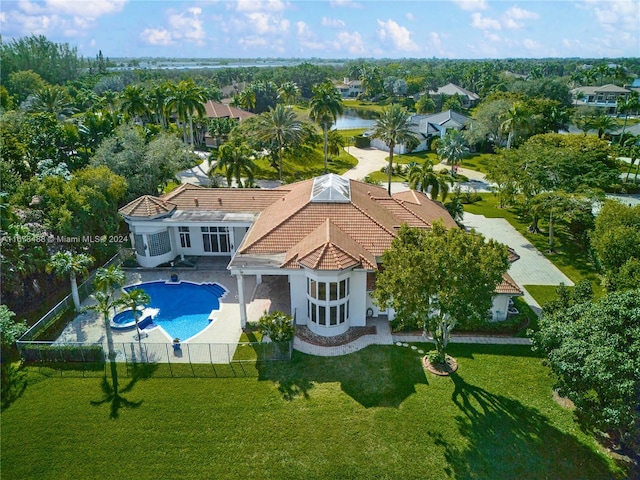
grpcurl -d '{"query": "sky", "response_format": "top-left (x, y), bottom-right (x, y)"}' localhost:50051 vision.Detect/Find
top-left (1, 0), bottom-right (639, 59)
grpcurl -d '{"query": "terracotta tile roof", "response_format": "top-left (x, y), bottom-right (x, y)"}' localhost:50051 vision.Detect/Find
top-left (391, 190), bottom-right (459, 229)
top-left (239, 177), bottom-right (458, 269)
top-left (119, 183), bottom-right (289, 217)
top-left (281, 219), bottom-right (377, 270)
top-left (203, 101), bottom-right (254, 121)
top-left (495, 273), bottom-right (523, 295)
top-left (119, 195), bottom-right (176, 218)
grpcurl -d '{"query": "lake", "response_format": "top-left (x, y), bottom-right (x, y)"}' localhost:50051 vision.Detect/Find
top-left (333, 108), bottom-right (379, 131)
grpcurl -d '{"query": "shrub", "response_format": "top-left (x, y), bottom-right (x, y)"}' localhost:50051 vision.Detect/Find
top-left (257, 311), bottom-right (294, 343)
top-left (354, 135), bottom-right (371, 148)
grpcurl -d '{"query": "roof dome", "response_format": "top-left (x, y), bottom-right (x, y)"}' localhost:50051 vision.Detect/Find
top-left (310, 174), bottom-right (351, 203)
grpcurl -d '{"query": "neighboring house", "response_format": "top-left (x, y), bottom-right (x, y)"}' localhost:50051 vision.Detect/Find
top-left (119, 174), bottom-right (522, 337)
top-left (570, 84), bottom-right (632, 115)
top-left (335, 77), bottom-right (364, 98)
top-left (202, 100), bottom-right (254, 147)
top-left (428, 83), bottom-right (480, 108)
top-left (368, 109), bottom-right (472, 154)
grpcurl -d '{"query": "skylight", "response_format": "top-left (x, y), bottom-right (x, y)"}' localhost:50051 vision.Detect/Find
top-left (310, 174), bottom-right (351, 203)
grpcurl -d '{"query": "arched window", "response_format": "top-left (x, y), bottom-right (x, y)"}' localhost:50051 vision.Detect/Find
top-left (307, 277), bottom-right (350, 326)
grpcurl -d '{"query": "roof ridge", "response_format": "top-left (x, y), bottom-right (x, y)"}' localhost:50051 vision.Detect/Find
top-left (350, 201), bottom-right (398, 238)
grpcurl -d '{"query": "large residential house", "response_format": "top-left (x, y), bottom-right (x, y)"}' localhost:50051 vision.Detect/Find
top-left (119, 174), bottom-right (522, 337)
top-left (570, 84), bottom-right (632, 115)
top-left (335, 77), bottom-right (364, 98)
top-left (428, 83), bottom-right (480, 109)
top-left (368, 110), bottom-right (472, 154)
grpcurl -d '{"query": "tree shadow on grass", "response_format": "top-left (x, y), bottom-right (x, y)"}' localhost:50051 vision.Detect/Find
top-left (257, 345), bottom-right (428, 407)
top-left (90, 361), bottom-right (157, 419)
top-left (428, 372), bottom-right (622, 479)
top-left (0, 363), bottom-right (27, 410)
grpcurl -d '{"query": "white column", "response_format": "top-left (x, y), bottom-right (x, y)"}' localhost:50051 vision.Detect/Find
top-left (236, 273), bottom-right (247, 328)
top-left (256, 274), bottom-right (262, 285)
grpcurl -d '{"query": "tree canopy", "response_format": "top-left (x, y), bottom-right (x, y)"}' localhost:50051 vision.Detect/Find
top-left (532, 289), bottom-right (640, 451)
top-left (372, 223), bottom-right (509, 363)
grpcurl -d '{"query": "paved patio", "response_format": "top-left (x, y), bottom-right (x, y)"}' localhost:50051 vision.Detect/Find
top-left (55, 266), bottom-right (290, 364)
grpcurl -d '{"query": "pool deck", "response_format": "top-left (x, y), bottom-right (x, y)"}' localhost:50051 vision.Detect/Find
top-left (56, 268), bottom-right (289, 364)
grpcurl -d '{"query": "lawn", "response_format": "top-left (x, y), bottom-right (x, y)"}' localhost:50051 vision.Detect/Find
top-left (1, 345), bottom-right (625, 479)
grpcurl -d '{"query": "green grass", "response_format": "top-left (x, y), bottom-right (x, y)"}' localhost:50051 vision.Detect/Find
top-left (459, 153), bottom-right (495, 175)
top-left (342, 99), bottom-right (385, 113)
top-left (1, 345), bottom-right (625, 479)
top-left (524, 285), bottom-right (561, 308)
top-left (463, 193), bottom-right (603, 298)
top-left (252, 145), bottom-right (358, 182)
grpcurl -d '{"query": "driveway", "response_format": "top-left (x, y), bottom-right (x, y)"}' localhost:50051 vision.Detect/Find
top-left (342, 146), bottom-right (389, 180)
top-left (462, 212), bottom-right (574, 314)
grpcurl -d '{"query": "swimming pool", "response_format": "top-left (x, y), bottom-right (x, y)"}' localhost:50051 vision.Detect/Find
top-left (115, 281), bottom-right (227, 341)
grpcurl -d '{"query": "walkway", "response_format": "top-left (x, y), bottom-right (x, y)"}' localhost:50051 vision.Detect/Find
top-left (293, 319), bottom-right (531, 357)
top-left (175, 152), bottom-right (211, 186)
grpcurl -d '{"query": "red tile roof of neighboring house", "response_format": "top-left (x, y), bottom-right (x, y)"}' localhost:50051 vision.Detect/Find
top-left (203, 101), bottom-right (254, 121)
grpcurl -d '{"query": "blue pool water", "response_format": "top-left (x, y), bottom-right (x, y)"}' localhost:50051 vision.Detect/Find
top-left (118, 281), bottom-right (227, 341)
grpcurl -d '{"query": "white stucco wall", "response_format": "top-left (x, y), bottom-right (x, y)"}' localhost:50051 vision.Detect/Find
top-left (289, 270), bottom-right (307, 325)
top-left (490, 295), bottom-right (511, 322)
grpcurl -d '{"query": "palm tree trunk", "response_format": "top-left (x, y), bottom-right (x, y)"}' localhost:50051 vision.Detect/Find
top-left (388, 142), bottom-right (394, 196)
top-left (323, 123), bottom-right (329, 174)
top-left (188, 111), bottom-right (195, 148)
top-left (548, 211), bottom-right (555, 251)
top-left (278, 144), bottom-right (283, 182)
top-left (70, 272), bottom-right (81, 312)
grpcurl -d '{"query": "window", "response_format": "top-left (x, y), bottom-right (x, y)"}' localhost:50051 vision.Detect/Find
top-left (179, 226), bottom-right (191, 248)
top-left (134, 234), bottom-right (145, 256)
top-left (148, 231), bottom-right (171, 257)
top-left (307, 277), bottom-right (350, 327)
top-left (201, 226), bottom-right (230, 253)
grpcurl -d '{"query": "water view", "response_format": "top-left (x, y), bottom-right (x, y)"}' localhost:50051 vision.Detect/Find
top-left (333, 108), bottom-right (379, 130)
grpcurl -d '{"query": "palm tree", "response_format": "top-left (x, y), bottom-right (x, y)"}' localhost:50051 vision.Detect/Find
top-left (85, 290), bottom-right (118, 374)
top-left (149, 81), bottom-right (173, 130)
top-left (94, 264), bottom-right (126, 308)
top-left (500, 101), bottom-right (529, 149)
top-left (407, 161), bottom-right (450, 201)
top-left (617, 92), bottom-right (640, 142)
top-left (590, 111), bottom-right (617, 139)
top-left (231, 87), bottom-right (256, 112)
top-left (166, 79), bottom-right (206, 148)
top-left (211, 142), bottom-right (255, 187)
top-left (309, 81), bottom-right (344, 174)
top-left (277, 81), bottom-right (300, 106)
top-left (371, 104), bottom-right (418, 195)
top-left (120, 85), bottom-right (148, 124)
top-left (115, 288), bottom-right (151, 354)
top-left (254, 105), bottom-right (303, 181)
top-left (77, 110), bottom-right (115, 161)
top-left (327, 130), bottom-right (346, 160)
top-left (24, 85), bottom-right (75, 118)
top-left (46, 251), bottom-right (94, 312)
top-left (437, 130), bottom-right (469, 176)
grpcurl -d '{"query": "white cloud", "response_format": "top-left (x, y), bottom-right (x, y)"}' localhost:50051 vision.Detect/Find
top-left (502, 6), bottom-right (539, 29)
top-left (6, 0), bottom-right (127, 37)
top-left (322, 17), bottom-right (346, 28)
top-left (140, 28), bottom-right (174, 46)
top-left (377, 18), bottom-right (419, 51)
top-left (523, 38), bottom-right (542, 51)
top-left (406, 12), bottom-right (416, 21)
top-left (329, 0), bottom-right (363, 8)
top-left (238, 36), bottom-right (269, 47)
top-left (140, 7), bottom-right (206, 47)
top-left (44, 0), bottom-right (128, 19)
top-left (336, 30), bottom-right (366, 54)
top-left (246, 12), bottom-right (290, 34)
top-left (235, 0), bottom-right (287, 12)
top-left (470, 12), bottom-right (501, 30)
top-left (581, 0), bottom-right (640, 32)
top-left (451, 0), bottom-right (488, 11)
